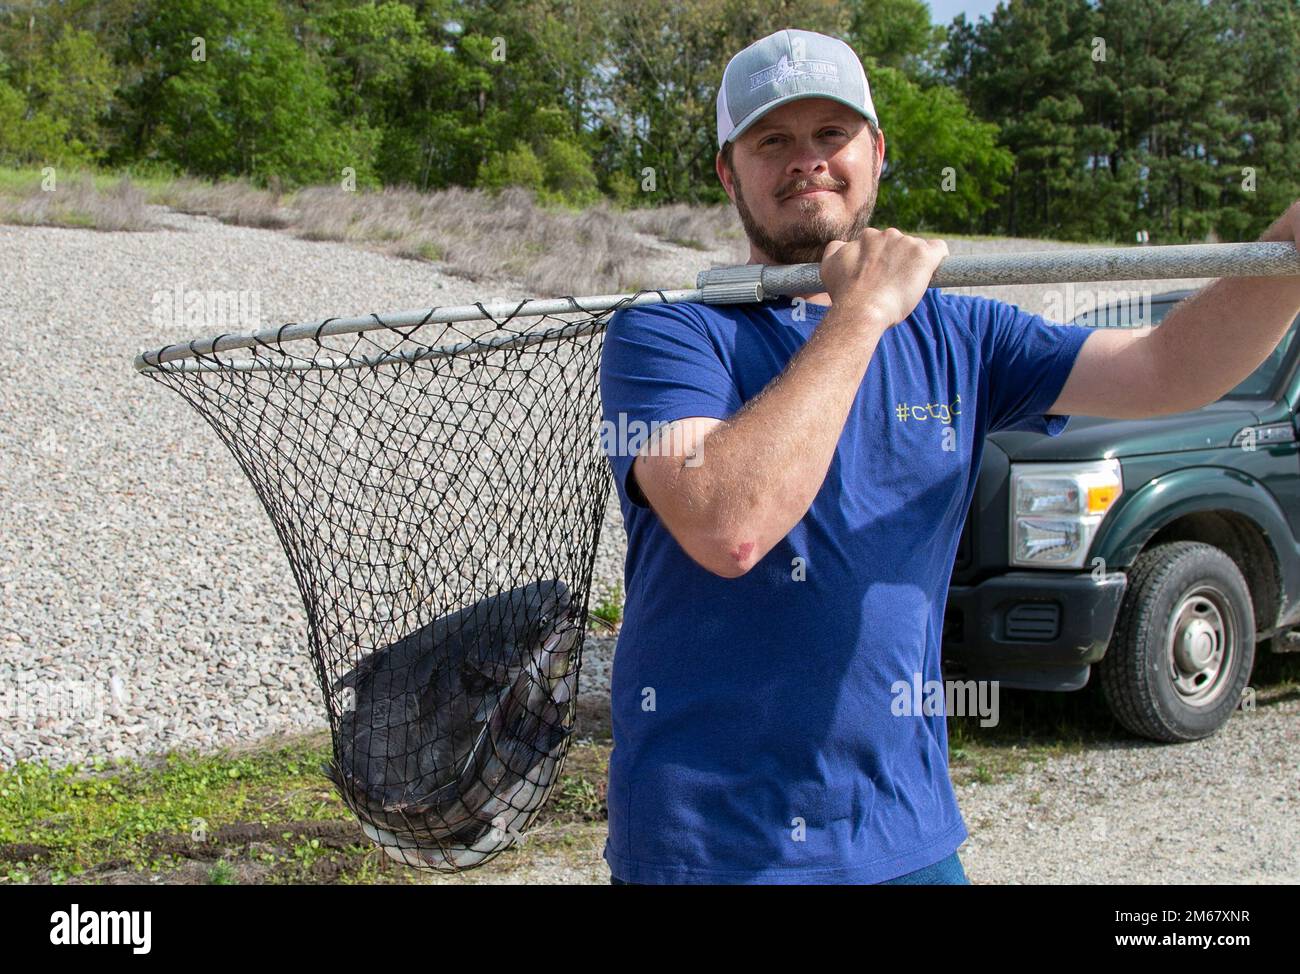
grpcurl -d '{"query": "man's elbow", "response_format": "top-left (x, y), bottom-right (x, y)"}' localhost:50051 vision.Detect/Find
top-left (677, 526), bottom-right (766, 578)
top-left (642, 490), bottom-right (763, 576)
top-left (634, 454), bottom-right (767, 577)
top-left (651, 487), bottom-right (765, 576)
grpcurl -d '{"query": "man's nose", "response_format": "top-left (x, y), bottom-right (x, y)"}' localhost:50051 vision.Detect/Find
top-left (785, 138), bottom-right (831, 175)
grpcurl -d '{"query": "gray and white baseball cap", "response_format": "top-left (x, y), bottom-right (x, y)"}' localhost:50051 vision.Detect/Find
top-left (716, 29), bottom-right (878, 150)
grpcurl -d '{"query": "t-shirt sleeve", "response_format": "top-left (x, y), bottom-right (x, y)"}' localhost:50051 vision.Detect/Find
top-left (951, 293), bottom-right (1094, 436)
top-left (598, 302), bottom-right (743, 508)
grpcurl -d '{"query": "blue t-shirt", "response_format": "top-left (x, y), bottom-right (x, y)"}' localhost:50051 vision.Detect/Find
top-left (596, 287), bottom-right (1094, 884)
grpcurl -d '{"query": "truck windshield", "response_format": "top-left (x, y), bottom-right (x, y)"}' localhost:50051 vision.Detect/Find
top-left (1069, 302), bottom-right (1300, 400)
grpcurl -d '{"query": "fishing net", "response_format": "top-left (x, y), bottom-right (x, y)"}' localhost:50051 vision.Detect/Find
top-left (135, 294), bottom-right (648, 871)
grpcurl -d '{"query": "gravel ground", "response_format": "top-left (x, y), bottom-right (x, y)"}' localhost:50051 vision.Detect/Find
top-left (0, 205), bottom-right (728, 769)
top-left (957, 696), bottom-right (1299, 884)
top-left (7, 205), bottom-right (1283, 886)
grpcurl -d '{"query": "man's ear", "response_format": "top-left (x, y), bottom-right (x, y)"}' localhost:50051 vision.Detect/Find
top-left (716, 151), bottom-right (735, 203)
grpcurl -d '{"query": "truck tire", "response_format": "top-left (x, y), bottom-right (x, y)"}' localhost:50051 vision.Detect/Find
top-left (1098, 541), bottom-right (1254, 742)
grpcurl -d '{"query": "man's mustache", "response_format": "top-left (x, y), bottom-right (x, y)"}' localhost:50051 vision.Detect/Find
top-left (779, 178), bottom-right (844, 199)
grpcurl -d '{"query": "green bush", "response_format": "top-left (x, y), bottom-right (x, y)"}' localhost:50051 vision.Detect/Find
top-left (606, 170), bottom-right (643, 210)
top-left (539, 137), bottom-right (601, 207)
top-left (478, 136), bottom-right (604, 208)
top-left (477, 141), bottom-right (548, 196)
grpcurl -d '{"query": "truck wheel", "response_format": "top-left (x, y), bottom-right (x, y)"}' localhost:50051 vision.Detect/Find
top-left (1098, 541), bottom-right (1254, 742)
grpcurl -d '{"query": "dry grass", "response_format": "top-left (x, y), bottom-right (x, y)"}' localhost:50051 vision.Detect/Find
top-left (0, 164), bottom-right (746, 295)
top-left (621, 201), bottom-right (745, 251)
top-left (158, 181), bottom-right (671, 297)
top-left (149, 177), bottom-right (293, 229)
top-left (0, 167), bottom-right (743, 295)
top-left (0, 173), bottom-right (156, 231)
top-left (290, 184), bottom-right (646, 294)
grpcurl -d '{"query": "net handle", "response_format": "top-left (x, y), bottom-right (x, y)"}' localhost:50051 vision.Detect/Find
top-left (134, 241), bottom-right (1300, 371)
top-left (698, 241), bottom-right (1300, 301)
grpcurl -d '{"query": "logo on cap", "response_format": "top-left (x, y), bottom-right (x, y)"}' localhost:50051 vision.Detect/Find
top-left (749, 54), bottom-right (840, 90)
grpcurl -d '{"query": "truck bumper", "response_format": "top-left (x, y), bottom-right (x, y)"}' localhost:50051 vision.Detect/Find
top-left (941, 571), bottom-right (1127, 691)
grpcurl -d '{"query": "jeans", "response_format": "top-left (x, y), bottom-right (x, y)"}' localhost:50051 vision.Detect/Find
top-left (876, 850), bottom-right (969, 885)
top-left (609, 850), bottom-right (969, 885)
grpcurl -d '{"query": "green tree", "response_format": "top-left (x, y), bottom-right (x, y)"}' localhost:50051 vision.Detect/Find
top-left (867, 60), bottom-right (1014, 230)
top-left (939, 0), bottom-right (1293, 243)
top-left (0, 79), bottom-right (79, 165)
top-left (307, 1), bottom-right (483, 188)
top-left (1211, 0), bottom-right (1300, 241)
top-left (0, 6), bottom-right (123, 165)
top-left (451, 1), bottom-right (607, 193)
top-left (598, 0), bottom-right (845, 205)
top-left (942, 0), bottom-right (1109, 238)
top-left (28, 24), bottom-right (117, 159)
top-left (1094, 0), bottom-right (1240, 242)
top-left (845, 0), bottom-right (947, 80)
top-left (114, 0), bottom-right (376, 186)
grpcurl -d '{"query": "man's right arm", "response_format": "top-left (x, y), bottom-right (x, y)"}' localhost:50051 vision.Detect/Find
top-left (632, 228), bottom-right (949, 578)
top-left (632, 302), bottom-right (888, 577)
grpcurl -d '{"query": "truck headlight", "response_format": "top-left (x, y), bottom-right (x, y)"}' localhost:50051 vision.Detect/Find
top-left (1009, 459), bottom-right (1122, 568)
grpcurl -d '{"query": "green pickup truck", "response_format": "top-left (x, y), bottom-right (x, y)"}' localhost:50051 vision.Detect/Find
top-left (942, 289), bottom-right (1300, 743)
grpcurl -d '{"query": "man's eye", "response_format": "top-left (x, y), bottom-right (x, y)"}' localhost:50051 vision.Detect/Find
top-left (760, 129), bottom-right (845, 146)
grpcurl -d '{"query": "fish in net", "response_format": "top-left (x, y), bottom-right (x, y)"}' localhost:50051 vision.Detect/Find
top-left (132, 291), bottom-right (665, 871)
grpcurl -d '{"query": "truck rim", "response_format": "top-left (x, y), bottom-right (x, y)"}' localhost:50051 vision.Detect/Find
top-left (1164, 584), bottom-right (1234, 708)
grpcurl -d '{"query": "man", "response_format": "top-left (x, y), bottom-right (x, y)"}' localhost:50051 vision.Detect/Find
top-left (597, 27), bottom-right (1300, 885)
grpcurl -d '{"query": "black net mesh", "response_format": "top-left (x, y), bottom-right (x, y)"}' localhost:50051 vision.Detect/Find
top-left (136, 295), bottom-right (646, 871)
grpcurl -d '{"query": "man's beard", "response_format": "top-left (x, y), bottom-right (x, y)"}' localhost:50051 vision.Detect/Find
top-left (730, 155), bottom-right (880, 266)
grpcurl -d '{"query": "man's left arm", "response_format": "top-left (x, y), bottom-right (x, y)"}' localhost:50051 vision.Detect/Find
top-left (1050, 200), bottom-right (1300, 420)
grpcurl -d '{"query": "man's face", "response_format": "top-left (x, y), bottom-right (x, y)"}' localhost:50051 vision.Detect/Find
top-left (717, 98), bottom-right (885, 267)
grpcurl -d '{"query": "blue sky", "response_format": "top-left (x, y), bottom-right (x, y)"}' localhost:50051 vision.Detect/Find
top-left (928, 0), bottom-right (1005, 25)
